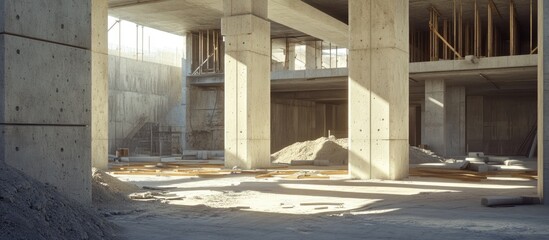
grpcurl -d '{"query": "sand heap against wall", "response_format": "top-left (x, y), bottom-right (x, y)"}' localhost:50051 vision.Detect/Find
top-left (0, 162), bottom-right (118, 240)
top-left (409, 146), bottom-right (446, 164)
top-left (92, 168), bottom-right (140, 207)
top-left (272, 137), bottom-right (445, 165)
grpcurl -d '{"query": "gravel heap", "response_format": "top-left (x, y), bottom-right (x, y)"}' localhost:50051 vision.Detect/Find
top-left (0, 162), bottom-right (119, 240)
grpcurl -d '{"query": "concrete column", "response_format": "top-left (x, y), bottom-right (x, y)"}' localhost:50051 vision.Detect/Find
top-left (305, 41), bottom-right (321, 70)
top-left (222, 0), bottom-right (271, 169)
top-left (420, 100), bottom-right (426, 145)
top-left (538, 0), bottom-right (549, 204)
top-left (445, 86), bottom-right (466, 156)
top-left (182, 33), bottom-right (193, 152)
top-left (288, 42), bottom-right (297, 70)
top-left (91, 0), bottom-right (109, 170)
top-left (424, 79), bottom-right (446, 155)
top-left (0, 0), bottom-right (104, 204)
top-left (348, 0), bottom-right (409, 180)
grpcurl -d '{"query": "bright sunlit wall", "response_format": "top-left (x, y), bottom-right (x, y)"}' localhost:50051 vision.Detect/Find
top-left (108, 16), bottom-right (185, 67)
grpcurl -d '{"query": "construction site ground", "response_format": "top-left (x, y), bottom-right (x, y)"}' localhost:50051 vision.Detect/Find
top-left (97, 160), bottom-right (549, 240)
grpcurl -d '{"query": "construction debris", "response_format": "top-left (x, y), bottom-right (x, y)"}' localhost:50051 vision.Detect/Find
top-left (481, 196), bottom-right (540, 207)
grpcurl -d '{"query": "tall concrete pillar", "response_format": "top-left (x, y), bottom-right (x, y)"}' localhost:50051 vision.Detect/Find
top-left (222, 0), bottom-right (271, 169)
top-left (305, 41), bottom-right (321, 70)
top-left (445, 86), bottom-right (466, 156)
top-left (182, 33), bottom-right (193, 152)
top-left (288, 42), bottom-right (297, 70)
top-left (424, 79), bottom-right (446, 155)
top-left (0, 0), bottom-right (106, 204)
top-left (348, 0), bottom-right (409, 180)
top-left (91, 0), bottom-right (109, 170)
top-left (538, 0), bottom-right (549, 204)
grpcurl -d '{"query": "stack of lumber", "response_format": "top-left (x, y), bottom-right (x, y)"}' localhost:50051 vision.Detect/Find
top-left (109, 162), bottom-right (349, 179)
top-left (410, 168), bottom-right (537, 182)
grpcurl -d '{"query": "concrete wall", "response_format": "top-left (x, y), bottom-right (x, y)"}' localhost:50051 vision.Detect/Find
top-left (108, 55), bottom-right (182, 153)
top-left (186, 85), bottom-right (224, 150)
top-left (271, 99), bottom-right (320, 152)
top-left (0, 0), bottom-right (106, 204)
top-left (185, 89), bottom-right (348, 152)
top-left (466, 94), bottom-right (537, 155)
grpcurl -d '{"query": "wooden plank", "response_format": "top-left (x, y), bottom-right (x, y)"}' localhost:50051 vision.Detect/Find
top-left (430, 23), bottom-right (462, 59)
top-left (488, 2), bottom-right (493, 57)
top-left (510, 0), bottom-right (515, 55)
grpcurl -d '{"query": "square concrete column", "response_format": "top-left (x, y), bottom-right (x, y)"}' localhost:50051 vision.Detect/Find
top-left (348, 0), bottom-right (409, 180)
top-left (445, 87), bottom-right (466, 156)
top-left (538, 0), bottom-right (549, 204)
top-left (222, 0), bottom-right (271, 169)
top-left (424, 79), bottom-right (446, 155)
top-left (305, 41), bottom-right (321, 70)
top-left (0, 0), bottom-right (106, 204)
top-left (288, 42), bottom-right (297, 70)
top-left (91, 0), bottom-right (109, 170)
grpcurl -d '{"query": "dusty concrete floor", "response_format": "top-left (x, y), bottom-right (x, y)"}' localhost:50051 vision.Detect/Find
top-left (106, 171), bottom-right (549, 240)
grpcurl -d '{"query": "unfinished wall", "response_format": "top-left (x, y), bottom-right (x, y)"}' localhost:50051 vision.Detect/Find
top-left (186, 85), bottom-right (224, 150)
top-left (271, 99), bottom-right (317, 152)
top-left (185, 90), bottom-right (348, 153)
top-left (108, 55), bottom-right (182, 154)
top-left (466, 94), bottom-right (537, 155)
top-left (271, 99), bottom-right (347, 152)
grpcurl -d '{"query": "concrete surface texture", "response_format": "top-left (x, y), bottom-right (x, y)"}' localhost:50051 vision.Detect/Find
top-left (0, 0), bottom-right (107, 204)
top-left (186, 85), bottom-right (224, 150)
top-left (445, 87), bottom-right (466, 156)
top-left (424, 79), bottom-right (446, 155)
top-left (268, 0), bottom-right (348, 47)
top-left (539, 0), bottom-right (549, 204)
top-left (108, 55), bottom-right (182, 154)
top-left (92, 0), bottom-right (109, 170)
top-left (222, 0), bottom-right (271, 169)
top-left (348, 0), bottom-right (409, 180)
top-left (108, 172), bottom-right (549, 240)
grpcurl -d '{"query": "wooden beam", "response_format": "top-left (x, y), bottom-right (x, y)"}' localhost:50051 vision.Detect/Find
top-left (454, 0), bottom-right (457, 59)
top-left (430, 23), bottom-right (462, 59)
top-left (488, 2), bottom-right (493, 57)
top-left (510, 0), bottom-right (516, 55)
top-left (488, 0), bottom-right (504, 20)
top-left (459, 0), bottom-right (463, 55)
top-left (530, 0), bottom-right (533, 53)
top-left (443, 19), bottom-right (449, 59)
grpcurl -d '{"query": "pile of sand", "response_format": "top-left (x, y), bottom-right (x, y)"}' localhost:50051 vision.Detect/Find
top-left (0, 162), bottom-right (118, 240)
top-left (271, 137), bottom-right (445, 165)
top-left (271, 136), bottom-right (348, 165)
top-left (409, 146), bottom-right (445, 164)
top-left (92, 168), bottom-right (140, 207)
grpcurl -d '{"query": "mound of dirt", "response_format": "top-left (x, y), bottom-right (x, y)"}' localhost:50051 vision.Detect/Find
top-left (409, 146), bottom-right (445, 164)
top-left (271, 136), bottom-right (348, 165)
top-left (272, 138), bottom-right (445, 165)
top-left (92, 168), bottom-right (140, 206)
top-left (0, 162), bottom-right (118, 240)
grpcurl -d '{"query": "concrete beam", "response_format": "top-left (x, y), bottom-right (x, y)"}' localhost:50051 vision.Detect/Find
top-left (272, 90), bottom-right (347, 101)
top-left (268, 0), bottom-right (349, 47)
